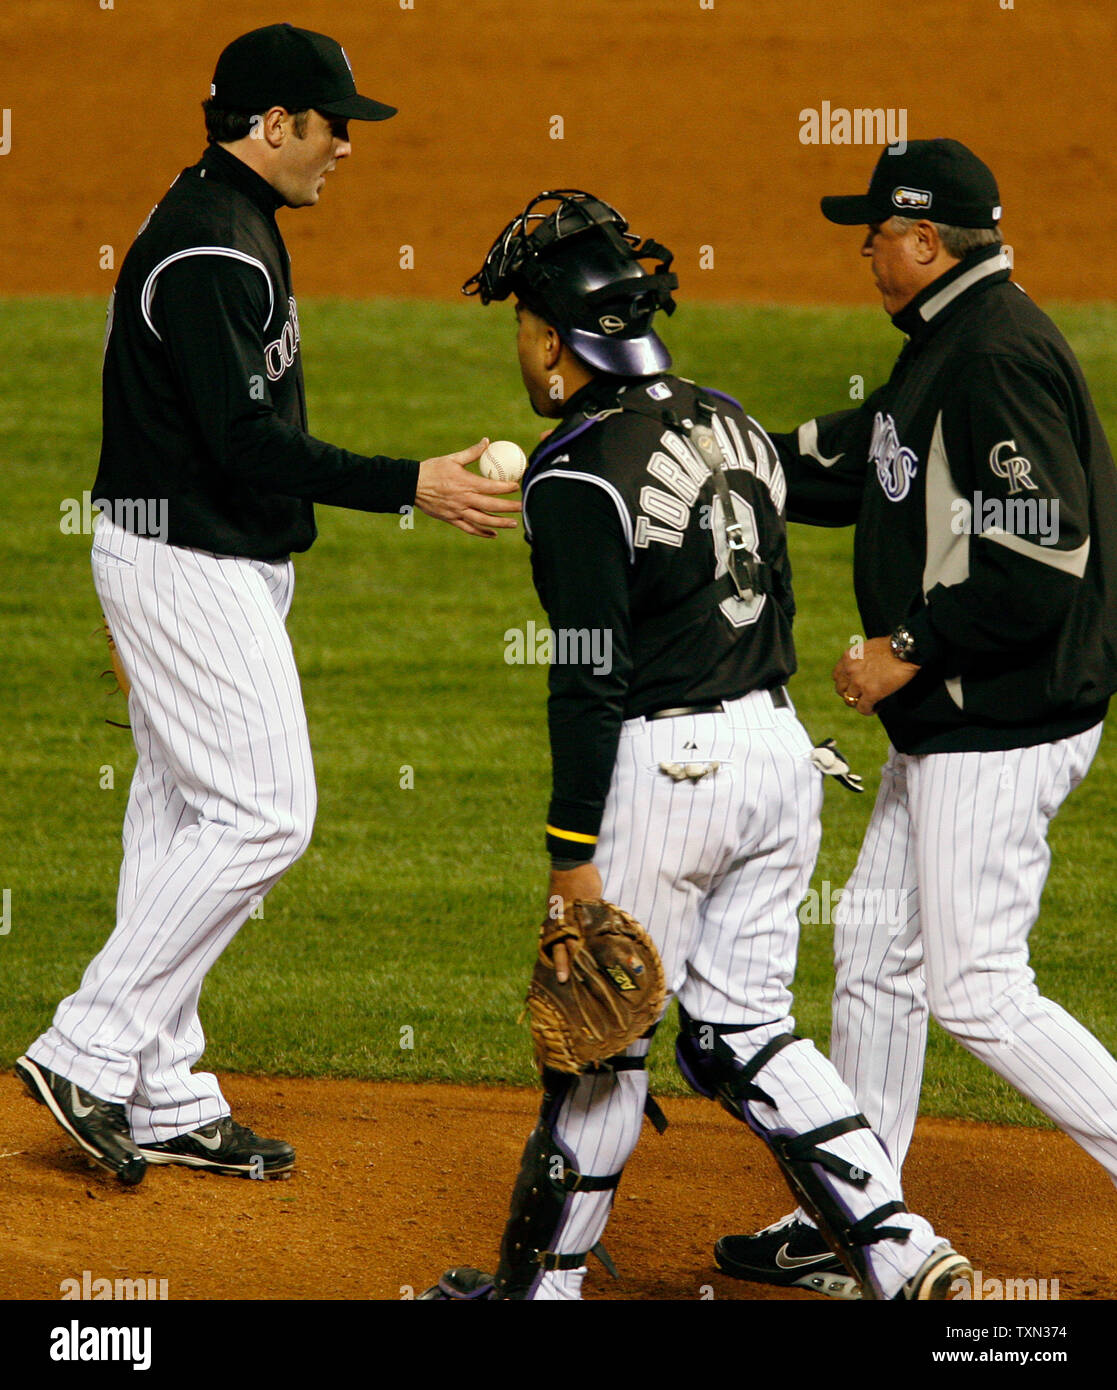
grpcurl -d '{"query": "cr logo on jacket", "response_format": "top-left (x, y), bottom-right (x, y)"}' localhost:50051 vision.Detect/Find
top-left (988, 438), bottom-right (1037, 494)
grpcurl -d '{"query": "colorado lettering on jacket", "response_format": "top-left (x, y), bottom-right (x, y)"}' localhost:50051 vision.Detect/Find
top-left (265, 295), bottom-right (300, 382)
top-left (636, 415), bottom-right (786, 548)
top-left (869, 411), bottom-right (919, 502)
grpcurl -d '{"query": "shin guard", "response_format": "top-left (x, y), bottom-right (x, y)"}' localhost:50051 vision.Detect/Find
top-left (676, 1008), bottom-right (910, 1299)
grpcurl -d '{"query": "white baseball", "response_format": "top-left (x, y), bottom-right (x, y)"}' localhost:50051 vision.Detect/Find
top-left (479, 439), bottom-right (527, 484)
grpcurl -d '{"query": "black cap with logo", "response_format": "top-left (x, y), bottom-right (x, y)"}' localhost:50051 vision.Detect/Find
top-left (821, 139), bottom-right (1001, 229)
top-left (210, 23), bottom-right (396, 121)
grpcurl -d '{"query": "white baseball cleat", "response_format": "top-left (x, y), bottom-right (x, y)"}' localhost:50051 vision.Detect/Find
top-left (895, 1244), bottom-right (974, 1300)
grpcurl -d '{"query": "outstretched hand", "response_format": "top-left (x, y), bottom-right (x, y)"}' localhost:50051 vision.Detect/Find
top-left (415, 438), bottom-right (522, 538)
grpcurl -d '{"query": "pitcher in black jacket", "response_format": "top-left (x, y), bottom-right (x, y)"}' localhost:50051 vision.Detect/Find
top-left (15, 25), bottom-right (518, 1186)
top-left (717, 140), bottom-right (1117, 1296)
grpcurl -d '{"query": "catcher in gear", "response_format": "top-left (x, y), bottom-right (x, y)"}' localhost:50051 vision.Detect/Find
top-left (420, 191), bottom-right (971, 1301)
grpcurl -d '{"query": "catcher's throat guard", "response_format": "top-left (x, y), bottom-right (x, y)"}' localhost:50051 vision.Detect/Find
top-left (463, 189), bottom-right (678, 376)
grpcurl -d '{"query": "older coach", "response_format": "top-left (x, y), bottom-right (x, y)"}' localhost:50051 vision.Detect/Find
top-left (716, 139), bottom-right (1117, 1296)
top-left (15, 24), bottom-right (518, 1185)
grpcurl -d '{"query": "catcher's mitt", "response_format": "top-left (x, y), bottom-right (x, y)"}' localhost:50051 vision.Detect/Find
top-left (526, 899), bottom-right (666, 1074)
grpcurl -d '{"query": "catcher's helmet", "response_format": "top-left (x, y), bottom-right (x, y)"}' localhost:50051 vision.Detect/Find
top-left (462, 190), bottom-right (678, 376)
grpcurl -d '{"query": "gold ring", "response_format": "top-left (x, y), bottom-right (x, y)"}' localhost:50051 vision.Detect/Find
top-left (844, 693), bottom-right (859, 706)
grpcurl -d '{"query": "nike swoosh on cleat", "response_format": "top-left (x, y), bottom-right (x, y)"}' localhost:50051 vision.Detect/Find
top-left (70, 1084), bottom-right (96, 1119)
top-left (193, 1128), bottom-right (224, 1151)
top-left (775, 1244), bottom-right (834, 1270)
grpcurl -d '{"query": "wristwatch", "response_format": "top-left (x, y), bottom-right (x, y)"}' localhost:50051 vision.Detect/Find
top-left (889, 623), bottom-right (920, 664)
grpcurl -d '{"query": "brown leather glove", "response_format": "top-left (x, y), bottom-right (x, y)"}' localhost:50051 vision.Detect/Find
top-left (526, 900), bottom-right (666, 1074)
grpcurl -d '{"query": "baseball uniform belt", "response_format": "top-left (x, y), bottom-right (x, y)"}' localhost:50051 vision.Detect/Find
top-left (647, 688), bottom-right (789, 721)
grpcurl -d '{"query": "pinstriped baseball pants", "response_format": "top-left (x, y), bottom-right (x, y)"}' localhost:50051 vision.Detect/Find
top-left (532, 691), bottom-right (944, 1299)
top-left (829, 727), bottom-right (1117, 1185)
top-left (28, 516), bottom-right (315, 1143)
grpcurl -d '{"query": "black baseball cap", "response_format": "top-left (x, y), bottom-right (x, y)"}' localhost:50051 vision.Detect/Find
top-left (210, 23), bottom-right (397, 121)
top-left (821, 139), bottom-right (1001, 228)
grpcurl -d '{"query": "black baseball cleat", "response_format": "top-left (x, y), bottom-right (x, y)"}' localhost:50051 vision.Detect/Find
top-left (14, 1055), bottom-right (146, 1186)
top-left (137, 1116), bottom-right (295, 1178)
top-left (894, 1244), bottom-right (973, 1300)
top-left (417, 1267), bottom-right (498, 1300)
top-left (715, 1214), bottom-right (862, 1300)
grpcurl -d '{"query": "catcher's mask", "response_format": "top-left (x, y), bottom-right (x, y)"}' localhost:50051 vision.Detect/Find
top-left (462, 189), bottom-right (678, 376)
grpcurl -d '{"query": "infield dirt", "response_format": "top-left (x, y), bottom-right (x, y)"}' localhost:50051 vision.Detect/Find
top-left (0, 1), bottom-right (1112, 302)
top-left (1, 1074), bottom-right (1113, 1302)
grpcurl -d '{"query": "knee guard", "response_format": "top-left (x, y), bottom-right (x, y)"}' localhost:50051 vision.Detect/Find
top-left (675, 1008), bottom-right (796, 1120)
top-left (676, 1007), bottom-right (910, 1299)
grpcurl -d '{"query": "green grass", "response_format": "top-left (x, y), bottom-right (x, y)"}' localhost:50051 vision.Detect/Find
top-left (2, 296), bottom-right (1116, 1126)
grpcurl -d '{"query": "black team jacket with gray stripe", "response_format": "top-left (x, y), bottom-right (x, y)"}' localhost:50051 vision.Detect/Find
top-left (774, 243), bottom-right (1117, 754)
top-left (95, 143), bottom-right (418, 560)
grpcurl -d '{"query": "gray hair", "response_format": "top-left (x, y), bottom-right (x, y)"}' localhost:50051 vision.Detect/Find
top-left (890, 217), bottom-right (1003, 259)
